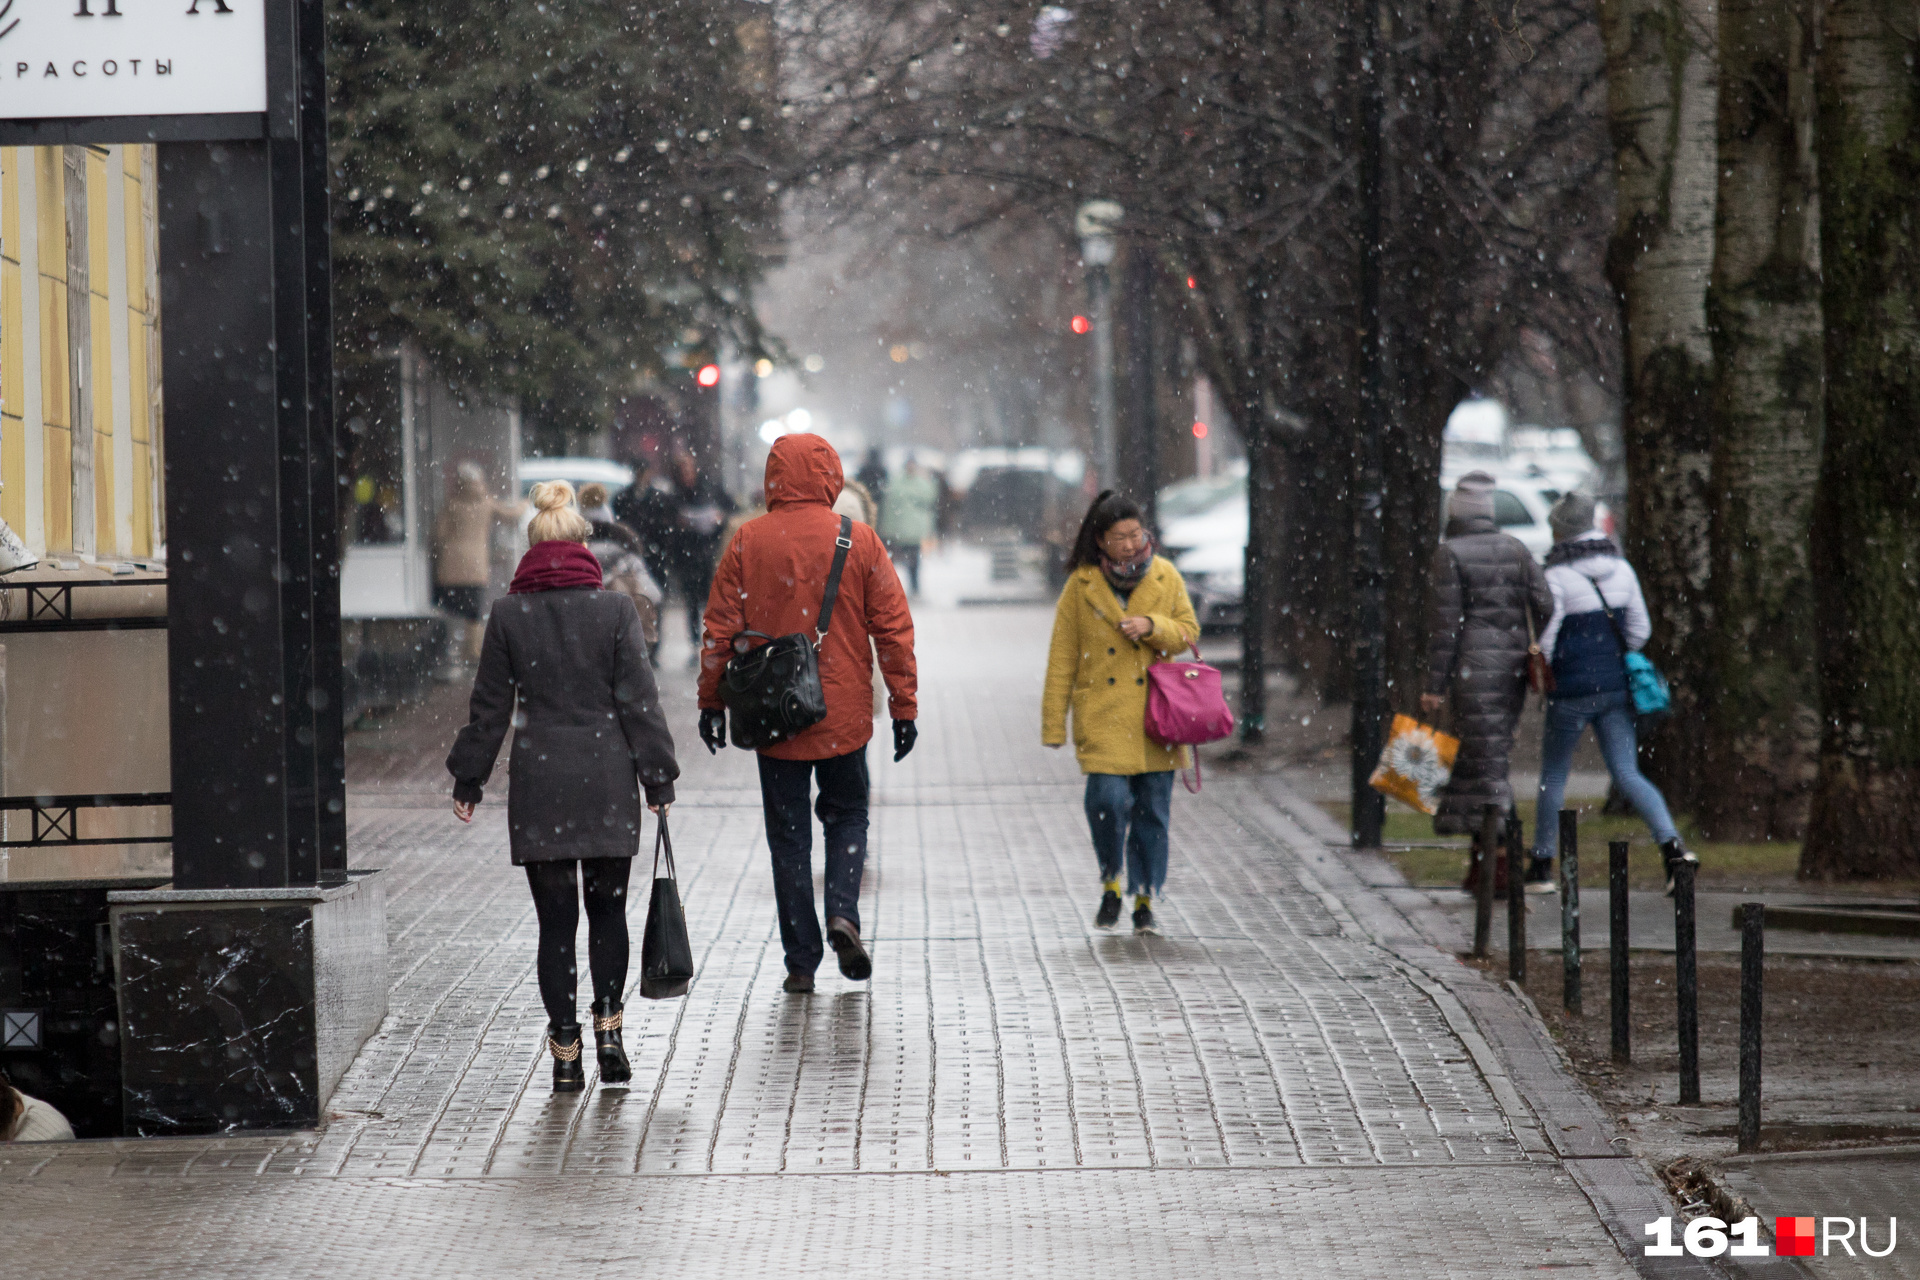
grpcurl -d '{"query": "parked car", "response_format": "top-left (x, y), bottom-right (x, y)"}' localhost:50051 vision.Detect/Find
top-left (1158, 468), bottom-right (1248, 634)
top-left (1173, 539), bottom-right (1245, 634)
top-left (1438, 465), bottom-right (1608, 562)
top-left (517, 456), bottom-right (635, 500)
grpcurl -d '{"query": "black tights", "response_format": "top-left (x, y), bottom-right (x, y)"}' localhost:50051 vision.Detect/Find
top-left (525, 858), bottom-right (633, 1028)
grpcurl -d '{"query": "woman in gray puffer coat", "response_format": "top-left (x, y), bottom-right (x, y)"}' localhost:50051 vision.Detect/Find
top-left (1420, 472), bottom-right (1553, 858)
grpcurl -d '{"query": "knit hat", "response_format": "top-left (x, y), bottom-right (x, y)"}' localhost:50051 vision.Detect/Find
top-left (1549, 492), bottom-right (1597, 543)
top-left (1447, 471), bottom-right (1497, 525)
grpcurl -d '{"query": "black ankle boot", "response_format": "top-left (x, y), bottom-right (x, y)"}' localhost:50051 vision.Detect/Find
top-left (1659, 839), bottom-right (1699, 897)
top-left (592, 999), bottom-right (631, 1084)
top-left (549, 1022), bottom-right (585, 1093)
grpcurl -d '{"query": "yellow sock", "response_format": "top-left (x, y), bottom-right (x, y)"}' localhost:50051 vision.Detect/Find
top-left (1135, 894), bottom-right (1151, 911)
top-left (1102, 879), bottom-right (1122, 895)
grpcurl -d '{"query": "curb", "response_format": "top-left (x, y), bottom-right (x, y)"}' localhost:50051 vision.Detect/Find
top-left (1223, 780), bottom-right (1813, 1280)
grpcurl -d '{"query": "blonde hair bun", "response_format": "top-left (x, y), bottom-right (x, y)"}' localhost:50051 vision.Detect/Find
top-left (525, 479), bottom-right (592, 545)
top-left (530, 479), bottom-right (577, 512)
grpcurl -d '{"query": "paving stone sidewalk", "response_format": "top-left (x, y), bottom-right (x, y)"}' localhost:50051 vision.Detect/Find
top-left (5, 606), bottom-right (1682, 1279)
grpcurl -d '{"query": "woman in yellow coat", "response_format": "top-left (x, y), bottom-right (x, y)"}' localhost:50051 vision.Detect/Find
top-left (1042, 491), bottom-right (1200, 934)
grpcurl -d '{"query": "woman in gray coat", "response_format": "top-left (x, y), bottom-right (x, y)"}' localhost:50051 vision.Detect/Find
top-left (1420, 472), bottom-right (1553, 890)
top-left (448, 481), bottom-right (679, 1092)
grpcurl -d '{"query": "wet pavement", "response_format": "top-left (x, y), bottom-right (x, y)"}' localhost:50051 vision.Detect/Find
top-left (5, 602), bottom-right (1685, 1278)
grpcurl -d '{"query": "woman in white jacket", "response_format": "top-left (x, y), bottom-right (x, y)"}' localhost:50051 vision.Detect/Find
top-left (1533, 494), bottom-right (1697, 894)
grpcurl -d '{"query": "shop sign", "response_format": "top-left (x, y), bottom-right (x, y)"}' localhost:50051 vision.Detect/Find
top-left (0, 1), bottom-right (266, 121)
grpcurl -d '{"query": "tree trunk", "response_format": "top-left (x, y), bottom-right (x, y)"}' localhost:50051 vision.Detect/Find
top-left (1802, 0), bottom-right (1920, 879)
top-left (1599, 0), bottom-right (1720, 815)
top-left (1698, 0), bottom-right (1824, 840)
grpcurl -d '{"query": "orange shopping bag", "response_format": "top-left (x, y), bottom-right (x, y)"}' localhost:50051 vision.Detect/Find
top-left (1368, 714), bottom-right (1459, 815)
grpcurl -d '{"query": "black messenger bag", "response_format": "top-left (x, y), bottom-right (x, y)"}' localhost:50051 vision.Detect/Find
top-left (720, 515), bottom-right (853, 750)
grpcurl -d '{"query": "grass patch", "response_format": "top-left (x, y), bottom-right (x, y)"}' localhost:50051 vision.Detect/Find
top-left (1320, 798), bottom-right (1803, 892)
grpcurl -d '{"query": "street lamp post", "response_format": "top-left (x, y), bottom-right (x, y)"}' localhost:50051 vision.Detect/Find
top-left (1350, 0), bottom-right (1389, 850)
top-left (1077, 200), bottom-right (1123, 490)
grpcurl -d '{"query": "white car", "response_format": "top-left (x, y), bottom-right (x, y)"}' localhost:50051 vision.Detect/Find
top-left (1158, 469), bottom-right (1248, 632)
top-left (1172, 539), bottom-right (1245, 633)
top-left (518, 457), bottom-right (635, 499)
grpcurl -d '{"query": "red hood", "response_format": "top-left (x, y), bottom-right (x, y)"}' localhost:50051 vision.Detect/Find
top-left (764, 432), bottom-right (844, 510)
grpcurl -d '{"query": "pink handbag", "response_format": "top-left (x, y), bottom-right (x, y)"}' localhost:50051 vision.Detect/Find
top-left (1145, 643), bottom-right (1236, 792)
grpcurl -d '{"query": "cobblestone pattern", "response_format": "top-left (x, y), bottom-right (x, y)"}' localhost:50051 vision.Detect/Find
top-left (4, 608), bottom-right (1641, 1278)
top-left (7, 1167), bottom-right (1635, 1280)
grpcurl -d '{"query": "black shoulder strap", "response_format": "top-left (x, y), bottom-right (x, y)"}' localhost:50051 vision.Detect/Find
top-left (815, 515), bottom-right (854, 645)
top-left (1598, 597), bottom-right (1629, 655)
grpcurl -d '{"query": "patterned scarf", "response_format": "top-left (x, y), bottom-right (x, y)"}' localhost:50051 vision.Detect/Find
top-left (1100, 539), bottom-right (1154, 596)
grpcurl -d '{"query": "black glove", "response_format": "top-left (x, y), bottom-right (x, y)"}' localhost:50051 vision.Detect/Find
top-left (892, 719), bottom-right (917, 762)
top-left (699, 708), bottom-right (727, 754)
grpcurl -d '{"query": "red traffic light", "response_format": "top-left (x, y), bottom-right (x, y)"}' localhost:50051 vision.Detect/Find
top-left (1192, 421), bottom-right (1208, 439)
top-left (1070, 315), bottom-right (1091, 335)
top-left (696, 363), bottom-right (721, 387)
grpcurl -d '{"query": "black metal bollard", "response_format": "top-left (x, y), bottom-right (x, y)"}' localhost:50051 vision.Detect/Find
top-left (1609, 839), bottom-right (1630, 1064)
top-left (1739, 902), bottom-right (1764, 1152)
top-left (1560, 809), bottom-right (1580, 1015)
top-left (1473, 803), bottom-right (1498, 959)
top-left (1674, 858), bottom-right (1700, 1104)
top-left (1506, 810), bottom-right (1526, 982)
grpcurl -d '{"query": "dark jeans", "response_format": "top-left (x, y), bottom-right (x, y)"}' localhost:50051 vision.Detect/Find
top-left (524, 858), bottom-right (633, 1027)
top-left (1084, 771), bottom-right (1174, 896)
top-left (433, 584), bottom-right (487, 621)
top-left (758, 748), bottom-right (869, 976)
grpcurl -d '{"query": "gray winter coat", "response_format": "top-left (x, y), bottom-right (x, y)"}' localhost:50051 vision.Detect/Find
top-left (1426, 514), bottom-right (1553, 834)
top-left (447, 589), bottom-right (678, 863)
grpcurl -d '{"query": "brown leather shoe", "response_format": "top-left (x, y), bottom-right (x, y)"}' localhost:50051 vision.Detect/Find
top-left (825, 917), bottom-right (872, 981)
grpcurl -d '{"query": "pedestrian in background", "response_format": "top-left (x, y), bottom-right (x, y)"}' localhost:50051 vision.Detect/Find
top-left (665, 450), bottom-right (736, 658)
top-left (835, 475), bottom-right (879, 527)
top-left (1532, 494), bottom-right (1696, 894)
top-left (432, 461), bottom-right (522, 666)
top-left (1420, 471), bottom-right (1552, 896)
top-left (1042, 490), bottom-right (1200, 936)
top-left (579, 482), bottom-right (665, 659)
top-left (612, 454), bottom-right (677, 588)
top-left (0, 1068), bottom-right (74, 1142)
top-left (697, 433), bottom-right (918, 994)
top-left (880, 455), bottom-right (939, 596)
top-left (855, 446), bottom-right (890, 513)
top-left (448, 480), bottom-right (679, 1092)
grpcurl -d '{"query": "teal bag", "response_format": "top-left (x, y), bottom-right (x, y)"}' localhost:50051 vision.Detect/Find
top-left (1602, 603), bottom-right (1672, 718)
top-left (1622, 650), bottom-right (1671, 717)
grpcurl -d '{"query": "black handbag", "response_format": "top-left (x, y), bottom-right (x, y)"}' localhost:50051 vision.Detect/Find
top-left (719, 515), bottom-right (854, 750)
top-left (639, 812), bottom-right (694, 1000)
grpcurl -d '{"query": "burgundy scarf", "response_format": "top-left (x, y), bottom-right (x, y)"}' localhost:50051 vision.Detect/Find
top-left (509, 539), bottom-right (605, 594)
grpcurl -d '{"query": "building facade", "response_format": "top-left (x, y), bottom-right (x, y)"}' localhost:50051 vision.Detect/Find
top-left (1, 144), bottom-right (165, 562)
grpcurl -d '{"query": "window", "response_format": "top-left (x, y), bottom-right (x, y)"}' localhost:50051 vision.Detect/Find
top-left (1493, 490), bottom-right (1534, 527)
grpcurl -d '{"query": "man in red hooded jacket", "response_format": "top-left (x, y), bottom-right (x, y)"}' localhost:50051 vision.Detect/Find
top-left (697, 433), bottom-right (918, 992)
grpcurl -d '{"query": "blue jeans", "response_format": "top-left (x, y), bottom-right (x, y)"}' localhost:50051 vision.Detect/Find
top-left (758, 748), bottom-right (868, 976)
top-left (1533, 691), bottom-right (1679, 859)
top-left (1084, 772), bottom-right (1174, 896)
